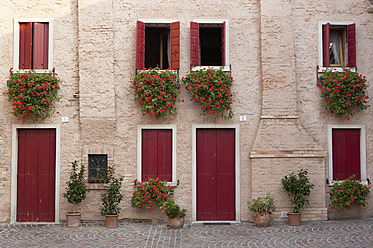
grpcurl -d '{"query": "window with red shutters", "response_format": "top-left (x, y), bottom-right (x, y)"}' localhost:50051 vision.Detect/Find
top-left (18, 22), bottom-right (49, 70)
top-left (332, 129), bottom-right (361, 180)
top-left (321, 22), bottom-right (356, 68)
top-left (141, 129), bottom-right (172, 182)
top-left (136, 21), bottom-right (180, 70)
top-left (190, 21), bottom-right (227, 67)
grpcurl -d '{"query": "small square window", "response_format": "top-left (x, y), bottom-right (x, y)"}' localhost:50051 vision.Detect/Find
top-left (88, 154), bottom-right (108, 183)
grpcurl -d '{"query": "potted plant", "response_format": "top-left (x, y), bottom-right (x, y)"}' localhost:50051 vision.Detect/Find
top-left (327, 175), bottom-right (371, 213)
top-left (317, 67), bottom-right (369, 119)
top-left (100, 165), bottom-right (123, 228)
top-left (131, 68), bottom-right (182, 118)
top-left (281, 169), bottom-right (314, 226)
top-left (62, 160), bottom-right (89, 227)
top-left (160, 198), bottom-right (187, 229)
top-left (182, 67), bottom-right (235, 120)
top-left (248, 194), bottom-right (276, 227)
top-left (4, 70), bottom-right (61, 123)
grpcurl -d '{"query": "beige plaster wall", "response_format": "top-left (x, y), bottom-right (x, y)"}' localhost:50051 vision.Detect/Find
top-left (0, 0), bottom-right (372, 223)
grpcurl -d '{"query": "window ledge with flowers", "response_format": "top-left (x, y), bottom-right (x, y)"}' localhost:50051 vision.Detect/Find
top-left (317, 67), bottom-right (369, 119)
top-left (182, 67), bottom-right (234, 120)
top-left (4, 70), bottom-right (61, 123)
top-left (132, 68), bottom-right (183, 118)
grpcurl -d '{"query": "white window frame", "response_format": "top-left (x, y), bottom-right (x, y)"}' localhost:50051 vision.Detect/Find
top-left (191, 19), bottom-right (230, 72)
top-left (137, 125), bottom-right (177, 186)
top-left (318, 20), bottom-right (355, 73)
top-left (13, 18), bottom-right (54, 72)
top-left (327, 125), bottom-right (367, 185)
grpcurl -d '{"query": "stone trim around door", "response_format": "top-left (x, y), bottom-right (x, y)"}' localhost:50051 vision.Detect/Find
top-left (10, 124), bottom-right (61, 223)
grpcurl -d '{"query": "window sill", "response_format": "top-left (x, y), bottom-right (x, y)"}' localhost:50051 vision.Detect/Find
top-left (318, 66), bottom-right (356, 73)
top-left (191, 65), bottom-right (230, 72)
top-left (12, 69), bottom-right (52, 74)
top-left (327, 180), bottom-right (368, 187)
top-left (87, 183), bottom-right (106, 190)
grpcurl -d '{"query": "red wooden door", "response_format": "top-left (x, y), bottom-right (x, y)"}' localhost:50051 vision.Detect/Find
top-left (17, 129), bottom-right (56, 222)
top-left (196, 128), bottom-right (235, 221)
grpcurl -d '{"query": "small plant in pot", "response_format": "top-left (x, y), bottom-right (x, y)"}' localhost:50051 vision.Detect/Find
top-left (248, 194), bottom-right (276, 227)
top-left (62, 160), bottom-right (89, 227)
top-left (281, 169), bottom-right (314, 226)
top-left (160, 198), bottom-right (187, 229)
top-left (100, 165), bottom-right (123, 228)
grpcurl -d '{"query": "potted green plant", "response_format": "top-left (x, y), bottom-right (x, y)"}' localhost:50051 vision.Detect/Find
top-left (327, 175), bottom-right (371, 212)
top-left (100, 165), bottom-right (123, 228)
top-left (62, 160), bottom-right (89, 227)
top-left (248, 194), bottom-right (276, 227)
top-left (160, 198), bottom-right (187, 229)
top-left (281, 169), bottom-right (314, 226)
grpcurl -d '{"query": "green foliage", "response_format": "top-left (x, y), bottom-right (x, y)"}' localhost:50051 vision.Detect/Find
top-left (328, 175), bottom-right (371, 211)
top-left (182, 67), bottom-right (234, 120)
top-left (63, 160), bottom-right (89, 206)
top-left (132, 68), bottom-right (181, 118)
top-left (248, 193), bottom-right (276, 215)
top-left (131, 178), bottom-right (173, 212)
top-left (100, 165), bottom-right (124, 216)
top-left (281, 169), bottom-right (314, 213)
top-left (4, 70), bottom-right (61, 122)
top-left (318, 68), bottom-right (369, 118)
top-left (160, 198), bottom-right (186, 219)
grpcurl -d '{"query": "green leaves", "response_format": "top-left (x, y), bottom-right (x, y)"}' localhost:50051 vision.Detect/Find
top-left (248, 193), bottom-right (276, 215)
top-left (318, 68), bottom-right (369, 118)
top-left (160, 198), bottom-right (186, 219)
top-left (63, 160), bottom-right (89, 205)
top-left (4, 71), bottom-right (61, 122)
top-left (100, 165), bottom-right (123, 216)
top-left (182, 68), bottom-right (234, 120)
top-left (328, 175), bottom-right (371, 211)
top-left (281, 169), bottom-right (314, 213)
top-left (132, 68), bottom-right (181, 118)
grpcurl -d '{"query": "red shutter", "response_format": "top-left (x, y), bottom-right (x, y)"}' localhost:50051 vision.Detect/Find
top-left (332, 129), bottom-right (361, 180)
top-left (33, 22), bottom-right (49, 69)
top-left (142, 129), bottom-right (172, 181)
top-left (190, 22), bottom-right (199, 66)
top-left (170, 22), bottom-right (180, 70)
top-left (346, 23), bottom-right (356, 67)
top-left (221, 21), bottom-right (226, 66)
top-left (19, 23), bottom-right (32, 69)
top-left (322, 23), bottom-right (330, 67)
top-left (136, 21), bottom-right (145, 70)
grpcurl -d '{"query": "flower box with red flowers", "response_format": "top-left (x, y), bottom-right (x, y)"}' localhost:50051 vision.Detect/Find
top-left (4, 70), bottom-right (61, 122)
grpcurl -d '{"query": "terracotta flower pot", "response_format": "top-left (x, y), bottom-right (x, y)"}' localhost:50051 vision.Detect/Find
top-left (253, 212), bottom-right (272, 227)
top-left (66, 212), bottom-right (81, 228)
top-left (168, 216), bottom-right (185, 229)
top-left (105, 215), bottom-right (119, 228)
top-left (287, 212), bottom-right (301, 226)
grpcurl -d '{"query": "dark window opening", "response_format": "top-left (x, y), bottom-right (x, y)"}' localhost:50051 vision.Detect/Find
top-left (200, 27), bottom-right (222, 66)
top-left (88, 154), bottom-right (108, 183)
top-left (145, 27), bottom-right (170, 69)
top-left (329, 26), bottom-right (346, 66)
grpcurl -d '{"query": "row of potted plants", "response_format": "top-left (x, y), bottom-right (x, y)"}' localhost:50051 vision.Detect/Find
top-left (63, 161), bottom-right (186, 229)
top-left (248, 169), bottom-right (371, 227)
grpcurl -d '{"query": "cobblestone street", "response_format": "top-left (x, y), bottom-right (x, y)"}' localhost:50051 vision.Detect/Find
top-left (0, 218), bottom-right (372, 247)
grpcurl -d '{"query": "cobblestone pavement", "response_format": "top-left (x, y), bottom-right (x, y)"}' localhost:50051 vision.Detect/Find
top-left (0, 218), bottom-right (372, 248)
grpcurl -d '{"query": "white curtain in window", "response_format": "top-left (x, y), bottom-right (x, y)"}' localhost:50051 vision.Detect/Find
top-left (329, 33), bottom-right (341, 64)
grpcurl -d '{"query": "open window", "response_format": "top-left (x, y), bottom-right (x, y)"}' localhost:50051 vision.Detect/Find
top-left (319, 21), bottom-right (356, 71)
top-left (14, 19), bottom-right (53, 71)
top-left (328, 126), bottom-right (367, 184)
top-left (137, 126), bottom-right (177, 185)
top-left (190, 20), bottom-right (229, 71)
top-left (136, 21), bottom-right (180, 70)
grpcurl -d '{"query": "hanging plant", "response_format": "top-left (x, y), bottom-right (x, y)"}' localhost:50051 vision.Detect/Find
top-left (318, 68), bottom-right (369, 119)
top-left (4, 70), bottom-right (61, 123)
top-left (182, 68), bottom-right (234, 120)
top-left (132, 68), bottom-right (182, 118)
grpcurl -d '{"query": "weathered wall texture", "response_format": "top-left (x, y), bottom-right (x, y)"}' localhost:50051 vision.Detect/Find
top-left (0, 0), bottom-right (372, 223)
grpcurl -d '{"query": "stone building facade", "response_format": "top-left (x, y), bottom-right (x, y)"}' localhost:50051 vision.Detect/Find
top-left (0, 0), bottom-right (372, 223)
